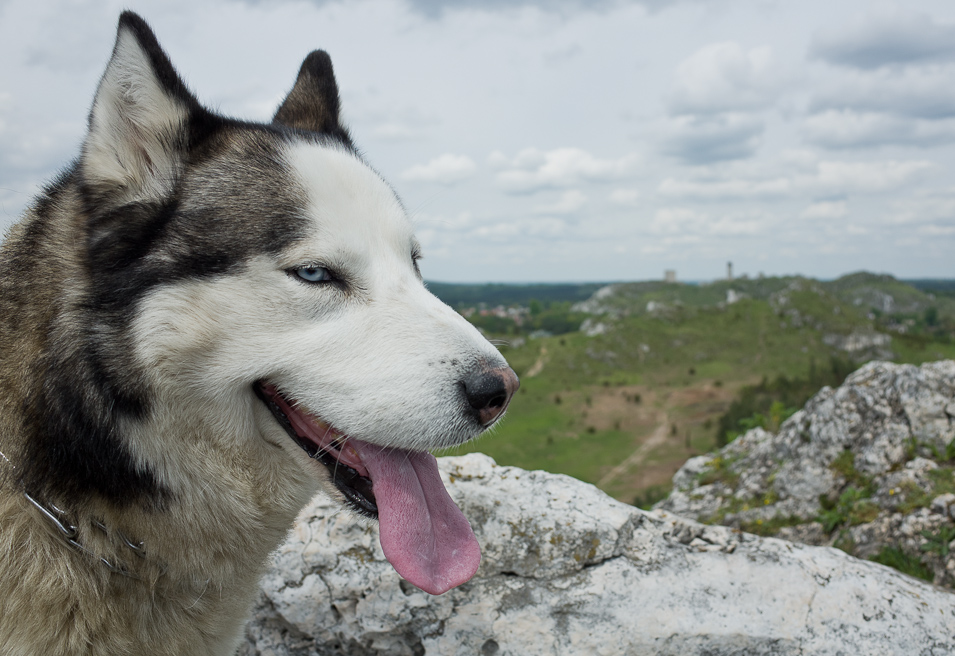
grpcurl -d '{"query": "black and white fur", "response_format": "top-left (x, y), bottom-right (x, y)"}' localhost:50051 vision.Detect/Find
top-left (0, 13), bottom-right (515, 655)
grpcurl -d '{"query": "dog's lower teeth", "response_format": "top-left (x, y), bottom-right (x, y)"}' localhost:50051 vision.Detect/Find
top-left (255, 381), bottom-right (378, 516)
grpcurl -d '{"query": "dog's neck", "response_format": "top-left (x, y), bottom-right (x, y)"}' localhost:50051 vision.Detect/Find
top-left (22, 490), bottom-right (164, 580)
top-left (1, 447), bottom-right (164, 582)
top-left (3, 427), bottom-right (313, 599)
top-left (0, 441), bottom-right (298, 654)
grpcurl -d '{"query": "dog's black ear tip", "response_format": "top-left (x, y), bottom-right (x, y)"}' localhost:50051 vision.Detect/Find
top-left (303, 50), bottom-right (333, 67)
top-left (117, 10), bottom-right (151, 35)
top-left (115, 11), bottom-right (167, 58)
top-left (299, 50), bottom-right (336, 80)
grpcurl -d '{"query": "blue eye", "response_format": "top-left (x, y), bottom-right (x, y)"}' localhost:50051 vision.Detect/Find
top-left (295, 266), bottom-right (331, 283)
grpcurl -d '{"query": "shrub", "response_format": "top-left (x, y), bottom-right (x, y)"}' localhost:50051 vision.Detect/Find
top-left (817, 485), bottom-right (878, 533)
top-left (716, 356), bottom-right (855, 446)
top-left (920, 525), bottom-right (955, 558)
top-left (633, 485), bottom-right (670, 510)
top-left (870, 547), bottom-right (933, 583)
top-left (738, 515), bottom-right (803, 537)
top-left (698, 455), bottom-right (741, 488)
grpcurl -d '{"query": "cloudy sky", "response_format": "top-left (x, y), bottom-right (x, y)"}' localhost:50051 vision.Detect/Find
top-left (2, 0), bottom-right (954, 282)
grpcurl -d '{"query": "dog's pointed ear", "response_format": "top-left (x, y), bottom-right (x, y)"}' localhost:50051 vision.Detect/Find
top-left (273, 51), bottom-right (352, 142)
top-left (80, 11), bottom-right (203, 206)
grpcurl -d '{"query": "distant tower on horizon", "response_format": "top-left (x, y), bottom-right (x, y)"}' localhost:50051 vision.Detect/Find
top-left (664, 269), bottom-right (677, 283)
top-left (727, 261), bottom-right (734, 281)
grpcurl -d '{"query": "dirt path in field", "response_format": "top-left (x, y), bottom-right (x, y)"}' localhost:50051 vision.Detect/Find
top-left (593, 380), bottom-right (747, 501)
top-left (525, 345), bottom-right (548, 377)
top-left (597, 409), bottom-right (670, 489)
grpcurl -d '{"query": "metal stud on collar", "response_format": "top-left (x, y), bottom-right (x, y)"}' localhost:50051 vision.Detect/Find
top-left (23, 491), bottom-right (145, 579)
top-left (4, 452), bottom-right (152, 580)
top-left (23, 492), bottom-right (78, 540)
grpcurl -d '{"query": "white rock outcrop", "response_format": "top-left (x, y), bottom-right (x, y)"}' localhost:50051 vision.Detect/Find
top-left (658, 360), bottom-right (955, 587)
top-left (242, 453), bottom-right (955, 656)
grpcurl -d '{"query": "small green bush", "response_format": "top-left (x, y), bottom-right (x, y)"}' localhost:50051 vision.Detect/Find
top-left (698, 455), bottom-right (741, 488)
top-left (633, 485), bottom-right (670, 510)
top-left (920, 525), bottom-right (955, 558)
top-left (870, 547), bottom-right (933, 583)
top-left (817, 486), bottom-right (878, 533)
top-left (716, 356), bottom-right (855, 446)
top-left (738, 514), bottom-right (804, 537)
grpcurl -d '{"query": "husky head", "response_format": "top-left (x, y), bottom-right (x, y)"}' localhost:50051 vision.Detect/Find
top-left (25, 13), bottom-right (517, 595)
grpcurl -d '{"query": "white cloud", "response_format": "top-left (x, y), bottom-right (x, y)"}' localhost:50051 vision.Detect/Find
top-left (801, 201), bottom-right (848, 221)
top-left (609, 188), bottom-right (640, 206)
top-left (659, 158), bottom-right (931, 201)
top-left (346, 99), bottom-right (441, 143)
top-left (708, 214), bottom-right (769, 236)
top-left (414, 208), bottom-right (570, 245)
top-left (372, 123), bottom-right (426, 141)
top-left (659, 42), bottom-right (779, 166)
top-left (809, 70), bottom-right (955, 120)
top-left (401, 154), bottom-right (477, 185)
top-left (534, 189), bottom-right (587, 215)
top-left (413, 211), bottom-right (476, 231)
top-left (812, 160), bottom-right (932, 194)
top-left (494, 147), bottom-right (636, 193)
top-left (884, 194), bottom-right (955, 228)
top-left (811, 10), bottom-right (955, 70)
top-left (804, 40), bottom-right (955, 152)
top-left (803, 110), bottom-right (955, 149)
top-left (651, 207), bottom-right (704, 233)
top-left (0, 93), bottom-right (10, 135)
top-left (668, 42), bottom-right (779, 115)
top-left (659, 176), bottom-right (790, 200)
top-left (649, 207), bottom-right (769, 237)
top-left (486, 150), bottom-right (510, 169)
top-left (917, 224), bottom-right (955, 236)
top-left (657, 160), bottom-right (933, 208)
top-left (660, 113), bottom-right (764, 164)
top-left (469, 217), bottom-right (568, 241)
top-left (397, 0), bottom-right (663, 20)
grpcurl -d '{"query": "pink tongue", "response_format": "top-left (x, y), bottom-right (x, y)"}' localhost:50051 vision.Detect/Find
top-left (350, 441), bottom-right (481, 595)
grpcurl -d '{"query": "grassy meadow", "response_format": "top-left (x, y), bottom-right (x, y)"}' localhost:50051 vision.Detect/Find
top-left (434, 274), bottom-right (955, 506)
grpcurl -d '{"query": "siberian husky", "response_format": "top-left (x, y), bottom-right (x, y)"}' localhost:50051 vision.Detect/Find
top-left (0, 12), bottom-right (517, 655)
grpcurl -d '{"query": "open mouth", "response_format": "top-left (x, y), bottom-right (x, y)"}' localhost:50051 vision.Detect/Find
top-left (253, 381), bottom-right (378, 518)
top-left (252, 379), bottom-right (483, 595)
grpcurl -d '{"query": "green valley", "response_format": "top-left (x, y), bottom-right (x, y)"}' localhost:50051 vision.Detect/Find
top-left (432, 273), bottom-right (955, 505)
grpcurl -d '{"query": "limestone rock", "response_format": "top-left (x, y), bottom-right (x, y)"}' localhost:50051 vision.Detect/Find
top-left (822, 330), bottom-right (892, 358)
top-left (242, 453), bottom-right (955, 656)
top-left (657, 360), bottom-right (955, 588)
top-left (579, 318), bottom-right (608, 337)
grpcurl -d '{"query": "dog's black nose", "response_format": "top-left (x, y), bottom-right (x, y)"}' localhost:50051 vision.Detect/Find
top-left (463, 366), bottom-right (519, 427)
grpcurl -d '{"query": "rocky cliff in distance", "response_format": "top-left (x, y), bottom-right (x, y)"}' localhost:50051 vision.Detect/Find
top-left (657, 360), bottom-right (955, 588)
top-left (242, 373), bottom-right (955, 656)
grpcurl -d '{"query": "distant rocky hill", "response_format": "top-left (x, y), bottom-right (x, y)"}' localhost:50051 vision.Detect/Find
top-left (428, 273), bottom-right (955, 331)
top-left (241, 363), bottom-right (955, 655)
top-left (656, 360), bottom-right (955, 588)
top-left (571, 273), bottom-right (954, 365)
top-left (574, 271), bottom-right (954, 323)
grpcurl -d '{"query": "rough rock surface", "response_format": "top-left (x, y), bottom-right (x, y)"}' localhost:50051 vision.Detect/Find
top-left (242, 452), bottom-right (955, 656)
top-left (822, 330), bottom-right (892, 358)
top-left (657, 360), bottom-right (955, 588)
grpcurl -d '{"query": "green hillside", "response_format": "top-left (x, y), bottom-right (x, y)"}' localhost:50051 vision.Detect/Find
top-left (438, 273), bottom-right (955, 505)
